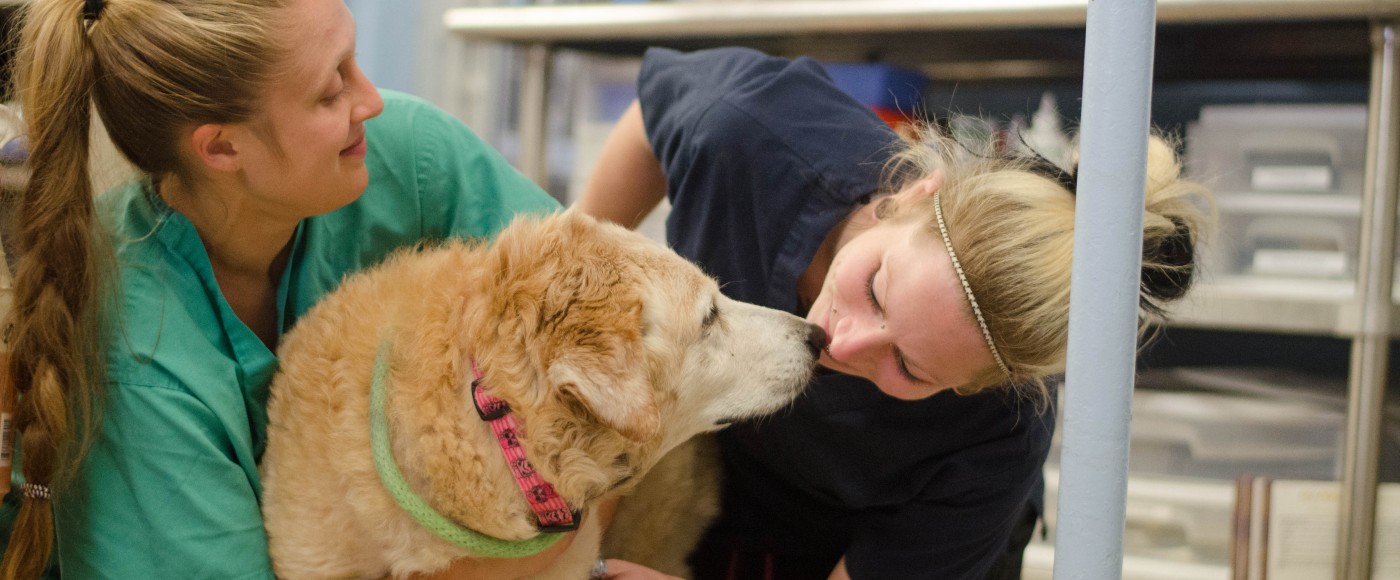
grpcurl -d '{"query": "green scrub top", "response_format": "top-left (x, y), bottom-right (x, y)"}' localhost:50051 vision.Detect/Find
top-left (0, 89), bottom-right (559, 578)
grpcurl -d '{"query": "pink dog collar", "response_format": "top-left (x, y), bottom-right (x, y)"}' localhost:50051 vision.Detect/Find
top-left (470, 360), bottom-right (581, 532)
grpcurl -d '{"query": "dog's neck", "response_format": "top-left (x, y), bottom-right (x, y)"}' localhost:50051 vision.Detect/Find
top-left (379, 286), bottom-right (626, 542)
top-left (470, 370), bottom-right (579, 532)
top-left (385, 375), bottom-right (553, 539)
top-left (375, 243), bottom-right (662, 545)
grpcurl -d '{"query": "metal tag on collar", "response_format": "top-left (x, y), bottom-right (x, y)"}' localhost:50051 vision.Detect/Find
top-left (472, 379), bottom-right (510, 421)
top-left (537, 508), bottom-right (583, 533)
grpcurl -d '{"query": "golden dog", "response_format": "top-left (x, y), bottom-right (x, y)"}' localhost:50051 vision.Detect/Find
top-left (260, 211), bottom-right (822, 579)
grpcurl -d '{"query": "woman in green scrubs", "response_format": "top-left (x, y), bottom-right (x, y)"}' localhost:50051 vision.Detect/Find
top-left (0, 0), bottom-right (565, 578)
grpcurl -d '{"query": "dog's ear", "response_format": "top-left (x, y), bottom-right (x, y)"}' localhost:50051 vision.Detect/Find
top-left (549, 350), bottom-right (660, 442)
top-left (527, 216), bottom-right (661, 441)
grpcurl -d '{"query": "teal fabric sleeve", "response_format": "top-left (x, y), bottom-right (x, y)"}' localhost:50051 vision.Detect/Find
top-left (406, 93), bottom-right (561, 239)
top-left (57, 384), bottom-right (275, 579)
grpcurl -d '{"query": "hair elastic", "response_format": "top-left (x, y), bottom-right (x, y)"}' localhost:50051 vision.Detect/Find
top-left (933, 191), bottom-right (1012, 378)
top-left (82, 0), bottom-right (104, 21)
top-left (21, 482), bottom-right (51, 501)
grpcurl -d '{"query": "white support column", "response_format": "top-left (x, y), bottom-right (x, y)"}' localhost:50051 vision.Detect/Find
top-left (1052, 1), bottom-right (1158, 578)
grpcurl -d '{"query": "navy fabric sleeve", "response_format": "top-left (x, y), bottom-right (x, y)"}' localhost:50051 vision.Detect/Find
top-left (715, 380), bottom-right (1054, 578)
top-left (638, 46), bottom-right (899, 312)
top-left (844, 454), bottom-right (1046, 580)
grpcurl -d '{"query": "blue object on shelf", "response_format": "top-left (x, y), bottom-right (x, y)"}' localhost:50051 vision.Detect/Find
top-left (820, 62), bottom-right (928, 114)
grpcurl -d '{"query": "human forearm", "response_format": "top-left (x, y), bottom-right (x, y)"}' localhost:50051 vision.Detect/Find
top-left (575, 101), bottom-right (667, 229)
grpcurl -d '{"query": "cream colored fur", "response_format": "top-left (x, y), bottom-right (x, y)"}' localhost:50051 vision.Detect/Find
top-left (260, 211), bottom-right (819, 579)
top-left (601, 434), bottom-right (723, 578)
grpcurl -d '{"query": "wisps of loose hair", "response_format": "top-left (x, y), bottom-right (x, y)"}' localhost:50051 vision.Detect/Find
top-left (875, 124), bottom-right (1211, 411)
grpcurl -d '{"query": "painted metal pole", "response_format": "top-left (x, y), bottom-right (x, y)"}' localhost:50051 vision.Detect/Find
top-left (1051, 1), bottom-right (1157, 578)
top-left (1337, 22), bottom-right (1400, 580)
top-left (517, 43), bottom-right (553, 188)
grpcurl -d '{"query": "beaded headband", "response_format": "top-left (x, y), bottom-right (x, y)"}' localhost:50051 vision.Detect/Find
top-left (932, 191), bottom-right (1011, 378)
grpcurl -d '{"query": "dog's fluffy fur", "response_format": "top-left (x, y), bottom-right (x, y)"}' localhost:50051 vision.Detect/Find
top-left (600, 434), bottom-right (723, 577)
top-left (259, 211), bottom-right (819, 579)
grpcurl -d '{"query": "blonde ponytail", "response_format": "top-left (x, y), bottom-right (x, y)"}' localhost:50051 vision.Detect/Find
top-left (3, 1), bottom-right (106, 577)
top-left (2, 0), bottom-right (288, 576)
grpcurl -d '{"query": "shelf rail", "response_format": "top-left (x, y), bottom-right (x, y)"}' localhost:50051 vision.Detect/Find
top-left (1338, 21), bottom-right (1400, 580)
top-left (445, 0), bottom-right (1400, 42)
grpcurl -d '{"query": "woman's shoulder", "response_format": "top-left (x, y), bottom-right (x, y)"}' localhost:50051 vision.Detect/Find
top-left (642, 46), bottom-right (815, 88)
top-left (640, 47), bottom-right (896, 204)
top-left (373, 89), bottom-right (447, 123)
top-left (639, 47), bottom-right (829, 132)
top-left (364, 89), bottom-right (470, 147)
top-left (92, 182), bottom-right (244, 394)
top-left (359, 89), bottom-right (504, 182)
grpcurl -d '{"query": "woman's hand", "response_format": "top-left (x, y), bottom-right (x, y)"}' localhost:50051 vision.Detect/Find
top-left (597, 558), bottom-right (686, 580)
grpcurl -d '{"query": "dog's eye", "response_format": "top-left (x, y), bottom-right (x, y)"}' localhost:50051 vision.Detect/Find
top-left (702, 303), bottom-right (720, 331)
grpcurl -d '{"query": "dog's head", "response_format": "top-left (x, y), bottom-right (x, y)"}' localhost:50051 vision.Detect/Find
top-left (466, 211), bottom-right (821, 500)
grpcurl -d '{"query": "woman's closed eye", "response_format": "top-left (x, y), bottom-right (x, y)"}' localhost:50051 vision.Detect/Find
top-left (320, 75), bottom-right (347, 103)
top-left (868, 267), bottom-right (924, 385)
top-left (321, 58), bottom-right (357, 104)
top-left (321, 88), bottom-right (347, 104)
top-left (894, 349), bottom-right (921, 384)
top-left (865, 268), bottom-right (882, 313)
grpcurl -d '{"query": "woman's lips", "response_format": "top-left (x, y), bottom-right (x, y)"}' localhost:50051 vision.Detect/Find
top-left (340, 134), bottom-right (366, 156)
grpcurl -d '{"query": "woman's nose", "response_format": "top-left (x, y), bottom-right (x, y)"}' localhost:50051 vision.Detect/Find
top-left (351, 66), bottom-right (385, 122)
top-left (354, 88), bottom-right (385, 123)
top-left (827, 315), bottom-right (884, 366)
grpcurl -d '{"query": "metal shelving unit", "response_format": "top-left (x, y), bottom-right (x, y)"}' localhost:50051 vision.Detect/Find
top-left (445, 2), bottom-right (1400, 578)
top-left (444, 0), bottom-right (1391, 40)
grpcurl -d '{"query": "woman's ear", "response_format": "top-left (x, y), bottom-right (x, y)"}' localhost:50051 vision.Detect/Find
top-left (904, 171), bottom-right (944, 202)
top-left (874, 171), bottom-right (945, 221)
top-left (189, 124), bottom-right (241, 173)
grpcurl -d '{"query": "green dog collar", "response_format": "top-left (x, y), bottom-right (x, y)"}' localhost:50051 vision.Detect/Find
top-left (369, 338), bottom-right (564, 558)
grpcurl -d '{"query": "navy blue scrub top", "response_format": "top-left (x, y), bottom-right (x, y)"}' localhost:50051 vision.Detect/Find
top-left (639, 46), bottom-right (1055, 579)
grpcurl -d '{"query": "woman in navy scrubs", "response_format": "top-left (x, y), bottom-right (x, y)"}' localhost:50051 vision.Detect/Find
top-left (580, 47), bottom-right (1209, 580)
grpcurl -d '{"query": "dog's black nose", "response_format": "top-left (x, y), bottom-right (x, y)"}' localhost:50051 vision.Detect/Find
top-left (805, 324), bottom-right (827, 357)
